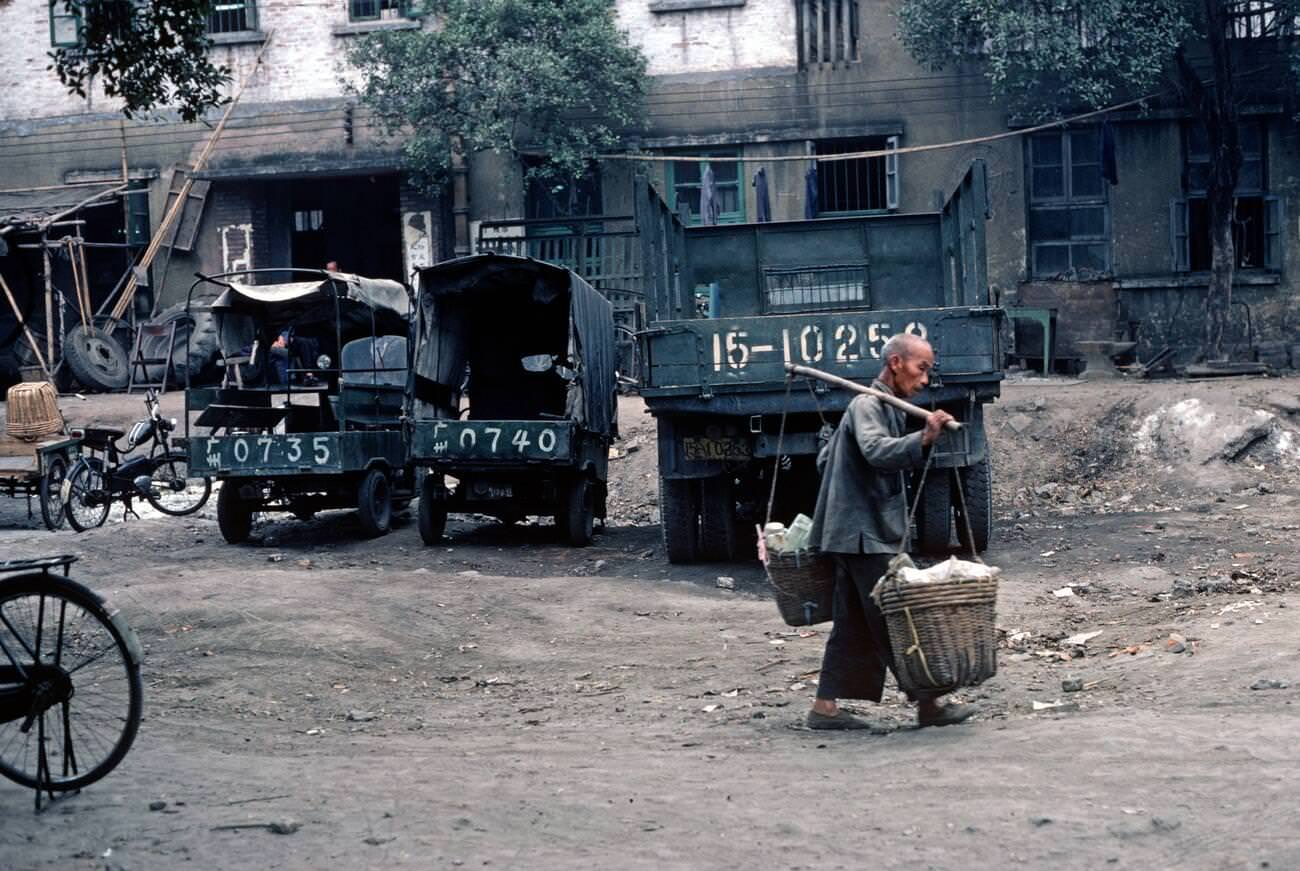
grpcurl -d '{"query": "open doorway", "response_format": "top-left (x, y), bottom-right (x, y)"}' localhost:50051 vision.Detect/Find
top-left (281, 176), bottom-right (403, 279)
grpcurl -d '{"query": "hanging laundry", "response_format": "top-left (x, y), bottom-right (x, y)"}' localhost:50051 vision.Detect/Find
top-left (804, 164), bottom-right (819, 219)
top-left (700, 163), bottom-right (721, 225)
top-left (753, 167), bottom-right (772, 223)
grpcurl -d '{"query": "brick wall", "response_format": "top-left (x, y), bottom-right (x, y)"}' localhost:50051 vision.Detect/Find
top-left (615, 0), bottom-right (796, 76)
top-left (1013, 281), bottom-right (1118, 360)
top-left (0, 0), bottom-right (419, 121)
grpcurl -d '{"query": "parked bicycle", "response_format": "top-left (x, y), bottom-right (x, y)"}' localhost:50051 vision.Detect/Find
top-left (0, 555), bottom-right (143, 811)
top-left (63, 388), bottom-right (212, 532)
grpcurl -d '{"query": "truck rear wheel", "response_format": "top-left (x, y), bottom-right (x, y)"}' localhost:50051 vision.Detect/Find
top-left (699, 475), bottom-right (738, 561)
top-left (356, 469), bottom-right (392, 538)
top-left (561, 476), bottom-right (595, 547)
top-left (217, 483), bottom-right (253, 544)
top-left (954, 458), bottom-right (992, 554)
top-left (913, 469), bottom-right (951, 555)
top-left (660, 477), bottom-right (699, 564)
top-left (418, 473), bottom-right (448, 545)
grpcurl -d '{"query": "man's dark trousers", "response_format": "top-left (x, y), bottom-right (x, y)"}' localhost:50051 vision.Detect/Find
top-left (815, 553), bottom-right (936, 703)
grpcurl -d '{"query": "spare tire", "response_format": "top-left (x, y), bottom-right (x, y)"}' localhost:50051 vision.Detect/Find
top-left (142, 304), bottom-right (221, 386)
top-left (64, 324), bottom-right (130, 391)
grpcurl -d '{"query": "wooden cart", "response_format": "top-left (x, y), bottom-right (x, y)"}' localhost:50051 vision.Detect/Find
top-left (0, 434), bottom-right (81, 530)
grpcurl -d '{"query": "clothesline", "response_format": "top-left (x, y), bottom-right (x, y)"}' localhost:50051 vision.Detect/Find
top-left (596, 92), bottom-right (1156, 164)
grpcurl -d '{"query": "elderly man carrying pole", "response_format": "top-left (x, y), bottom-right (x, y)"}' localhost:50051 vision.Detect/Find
top-left (806, 333), bottom-right (975, 731)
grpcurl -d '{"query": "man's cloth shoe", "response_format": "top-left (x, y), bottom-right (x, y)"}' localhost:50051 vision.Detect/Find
top-left (805, 709), bottom-right (880, 731)
top-left (917, 702), bottom-right (975, 728)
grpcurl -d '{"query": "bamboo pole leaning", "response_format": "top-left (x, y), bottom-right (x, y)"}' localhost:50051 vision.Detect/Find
top-left (0, 272), bottom-right (52, 381)
top-left (108, 31), bottom-right (275, 324)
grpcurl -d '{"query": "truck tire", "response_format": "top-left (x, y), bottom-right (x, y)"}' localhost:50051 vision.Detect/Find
top-left (144, 304), bottom-right (220, 385)
top-left (418, 473), bottom-right (448, 545)
top-left (356, 469), bottom-right (392, 538)
top-left (913, 469), bottom-right (951, 555)
top-left (64, 324), bottom-right (129, 391)
top-left (217, 483), bottom-right (254, 544)
top-left (660, 476), bottom-right (699, 564)
top-left (699, 475), bottom-right (738, 561)
top-left (954, 458), bottom-right (993, 554)
top-left (561, 476), bottom-right (595, 547)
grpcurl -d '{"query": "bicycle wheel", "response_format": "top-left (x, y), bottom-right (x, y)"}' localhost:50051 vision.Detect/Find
top-left (39, 456), bottom-right (68, 531)
top-left (145, 452), bottom-right (212, 516)
top-left (0, 573), bottom-right (143, 791)
top-left (65, 459), bottom-right (111, 533)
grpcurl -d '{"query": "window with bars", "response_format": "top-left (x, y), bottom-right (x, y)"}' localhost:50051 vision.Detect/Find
top-left (666, 150), bottom-right (744, 225)
top-left (294, 210), bottom-right (324, 232)
top-left (814, 136), bottom-right (898, 214)
top-left (349, 0), bottom-right (409, 22)
top-left (1226, 1), bottom-right (1298, 37)
top-left (524, 159), bottom-right (603, 220)
top-left (49, 0), bottom-right (80, 47)
top-left (209, 0), bottom-right (256, 33)
top-left (796, 0), bottom-right (859, 68)
top-left (1171, 120), bottom-right (1281, 272)
top-left (1026, 128), bottom-right (1111, 278)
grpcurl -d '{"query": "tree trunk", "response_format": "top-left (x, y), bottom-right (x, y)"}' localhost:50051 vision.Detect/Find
top-left (1171, 1), bottom-right (1241, 363)
top-left (1204, 185), bottom-right (1235, 362)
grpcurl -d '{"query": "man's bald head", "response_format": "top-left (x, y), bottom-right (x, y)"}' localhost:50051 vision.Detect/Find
top-left (880, 333), bottom-right (930, 365)
top-left (879, 333), bottom-right (935, 399)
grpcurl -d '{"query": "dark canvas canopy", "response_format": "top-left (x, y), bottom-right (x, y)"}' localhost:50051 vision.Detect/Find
top-left (411, 254), bottom-right (616, 437)
top-left (206, 273), bottom-right (410, 357)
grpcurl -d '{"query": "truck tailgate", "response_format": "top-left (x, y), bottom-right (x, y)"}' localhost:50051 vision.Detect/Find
top-left (643, 306), bottom-right (1002, 394)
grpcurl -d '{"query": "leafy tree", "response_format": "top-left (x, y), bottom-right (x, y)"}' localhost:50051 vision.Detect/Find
top-left (49, 0), bottom-right (231, 123)
top-left (897, 0), bottom-right (1294, 360)
top-left (346, 0), bottom-right (647, 193)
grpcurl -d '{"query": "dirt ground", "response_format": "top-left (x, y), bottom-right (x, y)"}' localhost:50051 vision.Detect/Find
top-left (2, 374), bottom-right (1300, 870)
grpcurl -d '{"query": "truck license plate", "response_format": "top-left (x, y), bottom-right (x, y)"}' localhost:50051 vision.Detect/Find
top-left (682, 436), bottom-right (751, 461)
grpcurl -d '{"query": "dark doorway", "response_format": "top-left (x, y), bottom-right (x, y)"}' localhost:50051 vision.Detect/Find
top-left (278, 175), bottom-right (403, 281)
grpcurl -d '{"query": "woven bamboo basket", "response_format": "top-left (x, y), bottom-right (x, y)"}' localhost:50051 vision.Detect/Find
top-left (5, 382), bottom-right (63, 440)
top-left (764, 547), bottom-right (835, 626)
top-left (874, 575), bottom-right (998, 695)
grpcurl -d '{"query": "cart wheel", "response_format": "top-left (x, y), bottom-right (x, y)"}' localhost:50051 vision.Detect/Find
top-left (562, 476), bottom-right (595, 547)
top-left (39, 455), bottom-right (68, 531)
top-left (418, 473), bottom-right (448, 545)
top-left (216, 483), bottom-right (254, 544)
top-left (660, 476), bottom-right (699, 564)
top-left (357, 469), bottom-right (392, 538)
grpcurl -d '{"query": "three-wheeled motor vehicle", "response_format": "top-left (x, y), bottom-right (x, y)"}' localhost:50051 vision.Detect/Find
top-left (408, 254), bottom-right (617, 546)
top-left (183, 269), bottom-right (413, 543)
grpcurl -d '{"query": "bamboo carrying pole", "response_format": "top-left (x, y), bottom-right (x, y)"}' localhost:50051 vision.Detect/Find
top-left (0, 272), bottom-right (52, 380)
top-left (108, 32), bottom-right (275, 324)
top-left (784, 362), bottom-right (963, 432)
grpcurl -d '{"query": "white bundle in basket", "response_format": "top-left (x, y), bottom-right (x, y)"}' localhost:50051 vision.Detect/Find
top-left (892, 555), bottom-right (1000, 585)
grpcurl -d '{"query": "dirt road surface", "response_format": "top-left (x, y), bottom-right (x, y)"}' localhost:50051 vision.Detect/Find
top-left (2, 375), bottom-right (1299, 870)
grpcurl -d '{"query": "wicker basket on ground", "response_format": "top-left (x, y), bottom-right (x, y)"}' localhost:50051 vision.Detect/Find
top-left (764, 547), bottom-right (835, 627)
top-left (874, 573), bottom-right (998, 695)
top-left (5, 382), bottom-right (63, 440)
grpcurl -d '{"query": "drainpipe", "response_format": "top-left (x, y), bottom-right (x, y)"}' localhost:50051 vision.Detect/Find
top-left (451, 136), bottom-right (470, 256)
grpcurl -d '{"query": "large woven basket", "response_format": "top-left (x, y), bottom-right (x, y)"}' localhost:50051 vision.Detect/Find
top-left (874, 575), bottom-right (998, 695)
top-left (764, 548), bottom-right (835, 626)
top-left (5, 382), bottom-right (63, 440)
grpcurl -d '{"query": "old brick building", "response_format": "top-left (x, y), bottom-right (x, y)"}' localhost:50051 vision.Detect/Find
top-left (2, 0), bottom-right (1298, 371)
top-left (0, 0), bottom-right (445, 366)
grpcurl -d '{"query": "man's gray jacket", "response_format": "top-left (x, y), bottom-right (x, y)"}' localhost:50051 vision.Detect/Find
top-left (810, 380), bottom-right (927, 555)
